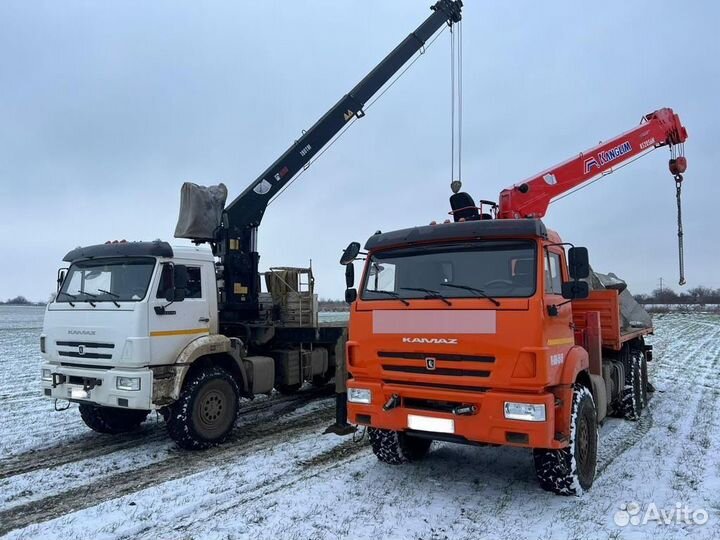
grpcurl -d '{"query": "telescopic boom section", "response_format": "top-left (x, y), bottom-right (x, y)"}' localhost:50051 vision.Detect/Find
top-left (218, 0), bottom-right (462, 322)
top-left (497, 108), bottom-right (688, 219)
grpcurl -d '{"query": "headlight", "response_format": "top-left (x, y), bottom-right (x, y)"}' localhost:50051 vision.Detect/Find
top-left (348, 388), bottom-right (372, 404)
top-left (40, 336), bottom-right (46, 353)
top-left (504, 402), bottom-right (546, 422)
top-left (116, 377), bottom-right (141, 391)
top-left (41, 368), bottom-right (52, 382)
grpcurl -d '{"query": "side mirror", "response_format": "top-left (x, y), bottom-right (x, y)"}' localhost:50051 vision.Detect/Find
top-left (340, 242), bottom-right (361, 265)
top-left (568, 247), bottom-right (590, 279)
top-left (345, 288), bottom-right (357, 304)
top-left (164, 264), bottom-right (188, 302)
top-left (174, 265), bottom-right (189, 289)
top-left (56, 268), bottom-right (67, 293)
top-left (345, 263), bottom-right (354, 288)
top-left (561, 280), bottom-right (589, 300)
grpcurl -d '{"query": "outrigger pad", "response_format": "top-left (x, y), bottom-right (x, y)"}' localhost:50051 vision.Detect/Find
top-left (174, 182), bottom-right (228, 241)
top-left (449, 192), bottom-right (480, 222)
top-left (324, 423), bottom-right (357, 436)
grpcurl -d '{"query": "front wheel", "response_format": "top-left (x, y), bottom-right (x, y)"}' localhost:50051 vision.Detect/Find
top-left (533, 384), bottom-right (598, 495)
top-left (368, 428), bottom-right (432, 464)
top-left (79, 404), bottom-right (149, 434)
top-left (166, 367), bottom-right (239, 450)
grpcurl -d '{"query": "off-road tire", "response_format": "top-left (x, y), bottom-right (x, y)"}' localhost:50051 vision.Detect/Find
top-left (78, 404), bottom-right (149, 434)
top-left (166, 367), bottom-right (239, 450)
top-left (368, 428), bottom-right (432, 464)
top-left (621, 351), bottom-right (644, 420)
top-left (533, 384), bottom-right (598, 495)
top-left (639, 351), bottom-right (649, 408)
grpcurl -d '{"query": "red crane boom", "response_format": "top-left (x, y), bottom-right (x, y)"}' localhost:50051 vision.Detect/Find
top-left (497, 108), bottom-right (688, 219)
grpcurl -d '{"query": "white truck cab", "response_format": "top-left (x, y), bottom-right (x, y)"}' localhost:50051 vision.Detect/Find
top-left (41, 240), bottom-right (345, 449)
top-left (41, 241), bottom-right (216, 411)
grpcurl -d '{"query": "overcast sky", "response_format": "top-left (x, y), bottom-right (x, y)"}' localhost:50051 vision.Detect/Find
top-left (1, 0), bottom-right (718, 302)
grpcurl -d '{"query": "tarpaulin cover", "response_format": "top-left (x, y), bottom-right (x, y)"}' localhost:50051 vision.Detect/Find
top-left (587, 270), bottom-right (653, 331)
top-left (174, 182), bottom-right (228, 241)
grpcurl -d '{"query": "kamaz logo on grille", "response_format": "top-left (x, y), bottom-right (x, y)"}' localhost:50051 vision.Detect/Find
top-left (402, 337), bottom-right (458, 345)
top-left (68, 330), bottom-right (96, 336)
top-left (425, 357), bottom-right (437, 370)
top-left (78, 345), bottom-right (85, 356)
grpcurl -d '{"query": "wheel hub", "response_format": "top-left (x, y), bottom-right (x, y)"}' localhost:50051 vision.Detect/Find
top-left (200, 390), bottom-right (224, 425)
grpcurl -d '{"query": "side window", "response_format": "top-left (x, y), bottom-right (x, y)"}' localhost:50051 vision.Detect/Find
top-left (155, 265), bottom-right (202, 299)
top-left (186, 267), bottom-right (202, 299)
top-left (544, 252), bottom-right (563, 294)
top-left (366, 262), bottom-right (396, 292)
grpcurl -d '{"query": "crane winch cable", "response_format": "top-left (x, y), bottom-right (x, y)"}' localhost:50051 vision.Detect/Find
top-left (449, 20), bottom-right (463, 190)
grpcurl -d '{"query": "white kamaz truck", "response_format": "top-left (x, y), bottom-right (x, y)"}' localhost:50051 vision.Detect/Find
top-left (39, 1), bottom-right (464, 449)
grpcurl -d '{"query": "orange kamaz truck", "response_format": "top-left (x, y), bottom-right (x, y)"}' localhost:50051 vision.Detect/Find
top-left (341, 108), bottom-right (688, 495)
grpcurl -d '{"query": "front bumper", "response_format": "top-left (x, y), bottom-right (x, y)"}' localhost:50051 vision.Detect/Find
top-left (347, 380), bottom-right (563, 449)
top-left (41, 363), bottom-right (154, 410)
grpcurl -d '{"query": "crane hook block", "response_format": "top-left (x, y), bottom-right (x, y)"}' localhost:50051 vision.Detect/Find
top-left (669, 156), bottom-right (687, 176)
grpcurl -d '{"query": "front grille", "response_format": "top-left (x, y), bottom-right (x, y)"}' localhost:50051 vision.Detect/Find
top-left (58, 351), bottom-right (112, 360)
top-left (56, 340), bottom-right (115, 361)
top-left (378, 350), bottom-right (495, 391)
top-left (385, 379), bottom-right (490, 393)
top-left (382, 365), bottom-right (490, 377)
top-left (378, 351), bottom-right (494, 363)
top-left (56, 341), bottom-right (114, 349)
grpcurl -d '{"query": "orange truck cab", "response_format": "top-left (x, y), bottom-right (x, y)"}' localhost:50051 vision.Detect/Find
top-left (343, 218), bottom-right (652, 495)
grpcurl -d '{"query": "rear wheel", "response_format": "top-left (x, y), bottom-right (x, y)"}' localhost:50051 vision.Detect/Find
top-left (533, 384), bottom-right (598, 495)
top-left (621, 351), bottom-right (644, 420)
top-left (368, 428), bottom-right (432, 464)
top-left (79, 404), bottom-right (149, 434)
top-left (166, 367), bottom-right (239, 450)
top-left (639, 351), bottom-right (649, 408)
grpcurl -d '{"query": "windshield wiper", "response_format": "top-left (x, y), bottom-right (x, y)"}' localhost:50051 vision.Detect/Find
top-left (57, 291), bottom-right (76, 306)
top-left (97, 289), bottom-right (121, 307)
top-left (77, 290), bottom-right (97, 307)
top-left (400, 287), bottom-right (452, 306)
top-left (440, 283), bottom-right (501, 306)
top-left (367, 290), bottom-right (410, 306)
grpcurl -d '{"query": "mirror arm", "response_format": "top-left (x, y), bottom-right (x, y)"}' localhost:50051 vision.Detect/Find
top-left (547, 300), bottom-right (572, 316)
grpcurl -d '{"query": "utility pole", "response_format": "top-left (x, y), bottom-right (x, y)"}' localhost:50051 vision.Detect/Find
top-left (658, 277), bottom-right (664, 298)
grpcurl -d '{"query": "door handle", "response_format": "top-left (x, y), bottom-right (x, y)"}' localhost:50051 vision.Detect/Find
top-left (198, 317), bottom-right (210, 323)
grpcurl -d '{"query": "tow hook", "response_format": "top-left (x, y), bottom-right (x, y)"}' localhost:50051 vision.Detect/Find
top-left (452, 405), bottom-right (477, 416)
top-left (51, 373), bottom-right (66, 388)
top-left (383, 394), bottom-right (400, 411)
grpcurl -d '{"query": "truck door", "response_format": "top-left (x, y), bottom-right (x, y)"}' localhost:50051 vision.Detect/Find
top-left (149, 262), bottom-right (211, 365)
top-left (544, 250), bottom-right (575, 359)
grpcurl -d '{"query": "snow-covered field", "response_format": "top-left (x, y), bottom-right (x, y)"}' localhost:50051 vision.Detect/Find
top-left (1, 306), bottom-right (719, 539)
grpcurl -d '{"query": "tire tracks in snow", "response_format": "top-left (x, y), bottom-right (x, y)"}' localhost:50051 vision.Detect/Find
top-left (596, 316), bottom-right (720, 478)
top-left (554, 316), bottom-right (720, 535)
top-left (0, 393), bottom-right (336, 536)
top-left (0, 387), bottom-right (332, 481)
top-left (126, 437), bottom-right (372, 540)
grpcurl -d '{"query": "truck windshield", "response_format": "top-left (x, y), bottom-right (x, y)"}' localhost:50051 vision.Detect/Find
top-left (58, 258), bottom-right (156, 303)
top-left (361, 241), bottom-right (536, 301)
